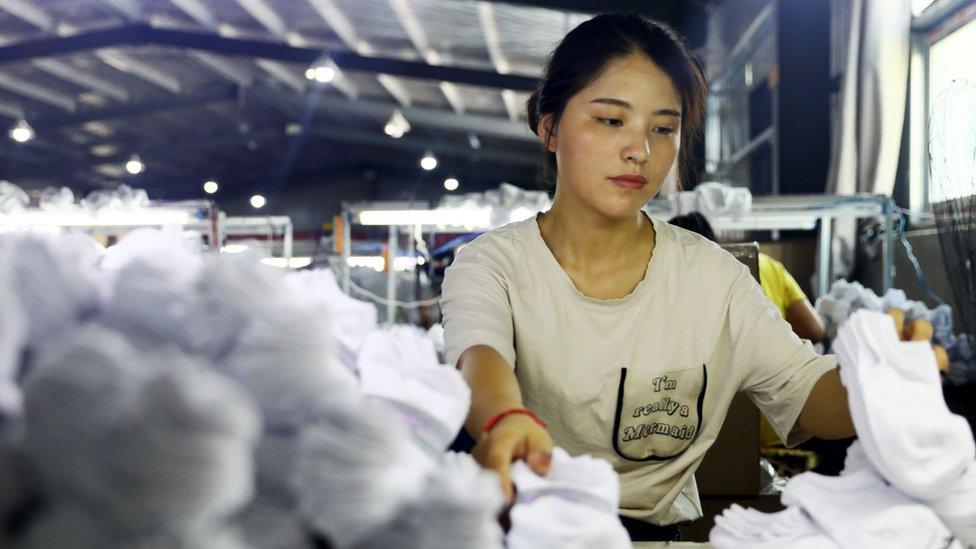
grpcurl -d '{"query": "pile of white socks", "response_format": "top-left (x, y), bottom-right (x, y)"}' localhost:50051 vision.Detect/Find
top-left (21, 324), bottom-right (260, 548)
top-left (711, 310), bottom-right (975, 548)
top-left (507, 447), bottom-right (631, 549)
top-left (0, 228), bottom-right (505, 549)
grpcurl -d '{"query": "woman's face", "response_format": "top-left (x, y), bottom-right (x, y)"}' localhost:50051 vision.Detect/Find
top-left (542, 52), bottom-right (682, 220)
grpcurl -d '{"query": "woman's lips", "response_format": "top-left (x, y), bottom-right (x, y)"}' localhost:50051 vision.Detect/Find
top-left (609, 175), bottom-right (647, 190)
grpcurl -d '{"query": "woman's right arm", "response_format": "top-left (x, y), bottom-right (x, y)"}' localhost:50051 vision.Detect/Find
top-left (441, 244), bottom-right (553, 500)
top-left (458, 345), bottom-right (553, 502)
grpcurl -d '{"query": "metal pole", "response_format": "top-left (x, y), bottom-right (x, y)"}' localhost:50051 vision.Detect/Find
top-left (341, 210), bottom-right (352, 295)
top-left (882, 198), bottom-right (894, 292)
top-left (386, 224), bottom-right (397, 324)
top-left (283, 220), bottom-right (294, 264)
top-left (818, 215), bottom-right (832, 298)
top-left (210, 203), bottom-right (221, 252)
top-left (213, 208), bottom-right (224, 252)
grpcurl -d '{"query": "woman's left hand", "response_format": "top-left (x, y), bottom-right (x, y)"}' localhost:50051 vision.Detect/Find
top-left (887, 308), bottom-right (950, 375)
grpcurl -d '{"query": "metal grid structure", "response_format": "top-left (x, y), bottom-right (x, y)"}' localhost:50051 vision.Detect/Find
top-left (0, 0), bottom-right (708, 200)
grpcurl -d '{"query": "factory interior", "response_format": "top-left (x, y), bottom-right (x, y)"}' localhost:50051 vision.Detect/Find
top-left (0, 0), bottom-right (974, 547)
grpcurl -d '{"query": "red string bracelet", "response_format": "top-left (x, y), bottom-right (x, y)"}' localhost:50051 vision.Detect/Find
top-left (482, 407), bottom-right (547, 433)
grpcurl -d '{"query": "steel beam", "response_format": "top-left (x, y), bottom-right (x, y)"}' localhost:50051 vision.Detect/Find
top-left (30, 85), bottom-right (239, 130)
top-left (0, 25), bottom-right (540, 91)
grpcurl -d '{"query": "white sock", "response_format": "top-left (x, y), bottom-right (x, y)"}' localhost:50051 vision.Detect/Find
top-left (508, 448), bottom-right (627, 548)
top-left (507, 496), bottom-right (630, 549)
top-left (357, 326), bottom-right (471, 453)
top-left (510, 447), bottom-right (619, 512)
top-left (834, 311), bottom-right (975, 500)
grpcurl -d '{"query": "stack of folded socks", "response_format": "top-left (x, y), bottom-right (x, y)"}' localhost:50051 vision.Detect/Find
top-left (507, 447), bottom-right (631, 549)
top-left (711, 310), bottom-right (975, 548)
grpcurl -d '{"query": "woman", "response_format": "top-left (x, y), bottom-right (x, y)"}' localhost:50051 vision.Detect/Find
top-left (441, 13), bottom-right (855, 542)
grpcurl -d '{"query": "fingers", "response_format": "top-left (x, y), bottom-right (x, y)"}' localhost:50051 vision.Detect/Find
top-left (885, 309), bottom-right (946, 379)
top-left (471, 416), bottom-right (554, 504)
top-left (486, 448), bottom-right (515, 502)
top-left (524, 431), bottom-right (554, 475)
top-left (906, 318), bottom-right (934, 342)
top-left (887, 308), bottom-right (905, 337)
top-left (475, 438), bottom-right (516, 503)
top-left (526, 450), bottom-right (551, 476)
top-left (887, 309), bottom-right (935, 342)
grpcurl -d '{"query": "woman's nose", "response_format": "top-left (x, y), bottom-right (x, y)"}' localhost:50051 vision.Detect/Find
top-left (623, 135), bottom-right (650, 165)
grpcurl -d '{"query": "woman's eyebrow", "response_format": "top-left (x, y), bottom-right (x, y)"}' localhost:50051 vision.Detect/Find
top-left (589, 98), bottom-right (681, 117)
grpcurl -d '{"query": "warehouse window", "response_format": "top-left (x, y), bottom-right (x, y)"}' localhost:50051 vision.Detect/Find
top-left (911, 5), bottom-right (976, 210)
top-left (927, 16), bottom-right (976, 203)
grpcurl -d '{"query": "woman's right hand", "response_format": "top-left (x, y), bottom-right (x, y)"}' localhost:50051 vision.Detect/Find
top-left (472, 413), bottom-right (554, 503)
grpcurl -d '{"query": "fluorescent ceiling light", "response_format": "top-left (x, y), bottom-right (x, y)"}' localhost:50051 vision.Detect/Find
top-left (357, 209), bottom-right (490, 228)
top-left (0, 210), bottom-right (192, 227)
top-left (260, 256), bottom-right (313, 269)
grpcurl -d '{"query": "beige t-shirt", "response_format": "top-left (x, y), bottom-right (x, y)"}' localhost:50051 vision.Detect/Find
top-left (441, 214), bottom-right (837, 525)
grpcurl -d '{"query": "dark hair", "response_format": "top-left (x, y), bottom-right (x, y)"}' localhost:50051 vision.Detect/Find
top-left (668, 212), bottom-right (716, 242)
top-left (526, 13), bottom-right (707, 193)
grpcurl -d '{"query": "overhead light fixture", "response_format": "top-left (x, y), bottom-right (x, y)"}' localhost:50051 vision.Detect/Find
top-left (468, 132), bottom-right (481, 150)
top-left (444, 177), bottom-right (459, 191)
top-left (250, 194), bottom-right (266, 209)
top-left (203, 180), bottom-right (219, 194)
top-left (384, 110), bottom-right (411, 139)
top-left (125, 154), bottom-right (145, 175)
top-left (305, 57), bottom-right (337, 83)
top-left (9, 119), bottom-right (34, 143)
top-left (420, 152), bottom-right (438, 171)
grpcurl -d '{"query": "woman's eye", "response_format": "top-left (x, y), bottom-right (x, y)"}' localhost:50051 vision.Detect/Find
top-left (597, 117), bottom-right (623, 127)
top-left (654, 127), bottom-right (676, 135)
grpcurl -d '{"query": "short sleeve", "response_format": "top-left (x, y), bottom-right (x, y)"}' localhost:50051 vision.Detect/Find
top-left (441, 245), bottom-right (517, 368)
top-left (728, 265), bottom-right (837, 446)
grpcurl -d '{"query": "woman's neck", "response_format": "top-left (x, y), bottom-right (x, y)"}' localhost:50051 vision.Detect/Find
top-left (537, 195), bottom-right (653, 272)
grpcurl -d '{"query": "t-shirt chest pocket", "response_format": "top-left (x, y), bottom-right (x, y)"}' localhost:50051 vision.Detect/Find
top-left (611, 363), bottom-right (707, 461)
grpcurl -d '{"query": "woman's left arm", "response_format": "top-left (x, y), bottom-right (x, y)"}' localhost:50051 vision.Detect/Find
top-left (797, 369), bottom-right (855, 439)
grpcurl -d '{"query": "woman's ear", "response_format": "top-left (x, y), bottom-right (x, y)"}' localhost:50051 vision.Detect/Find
top-left (537, 114), bottom-right (557, 153)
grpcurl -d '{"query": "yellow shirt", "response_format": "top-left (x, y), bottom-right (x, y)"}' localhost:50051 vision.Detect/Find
top-left (758, 253), bottom-right (808, 318)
